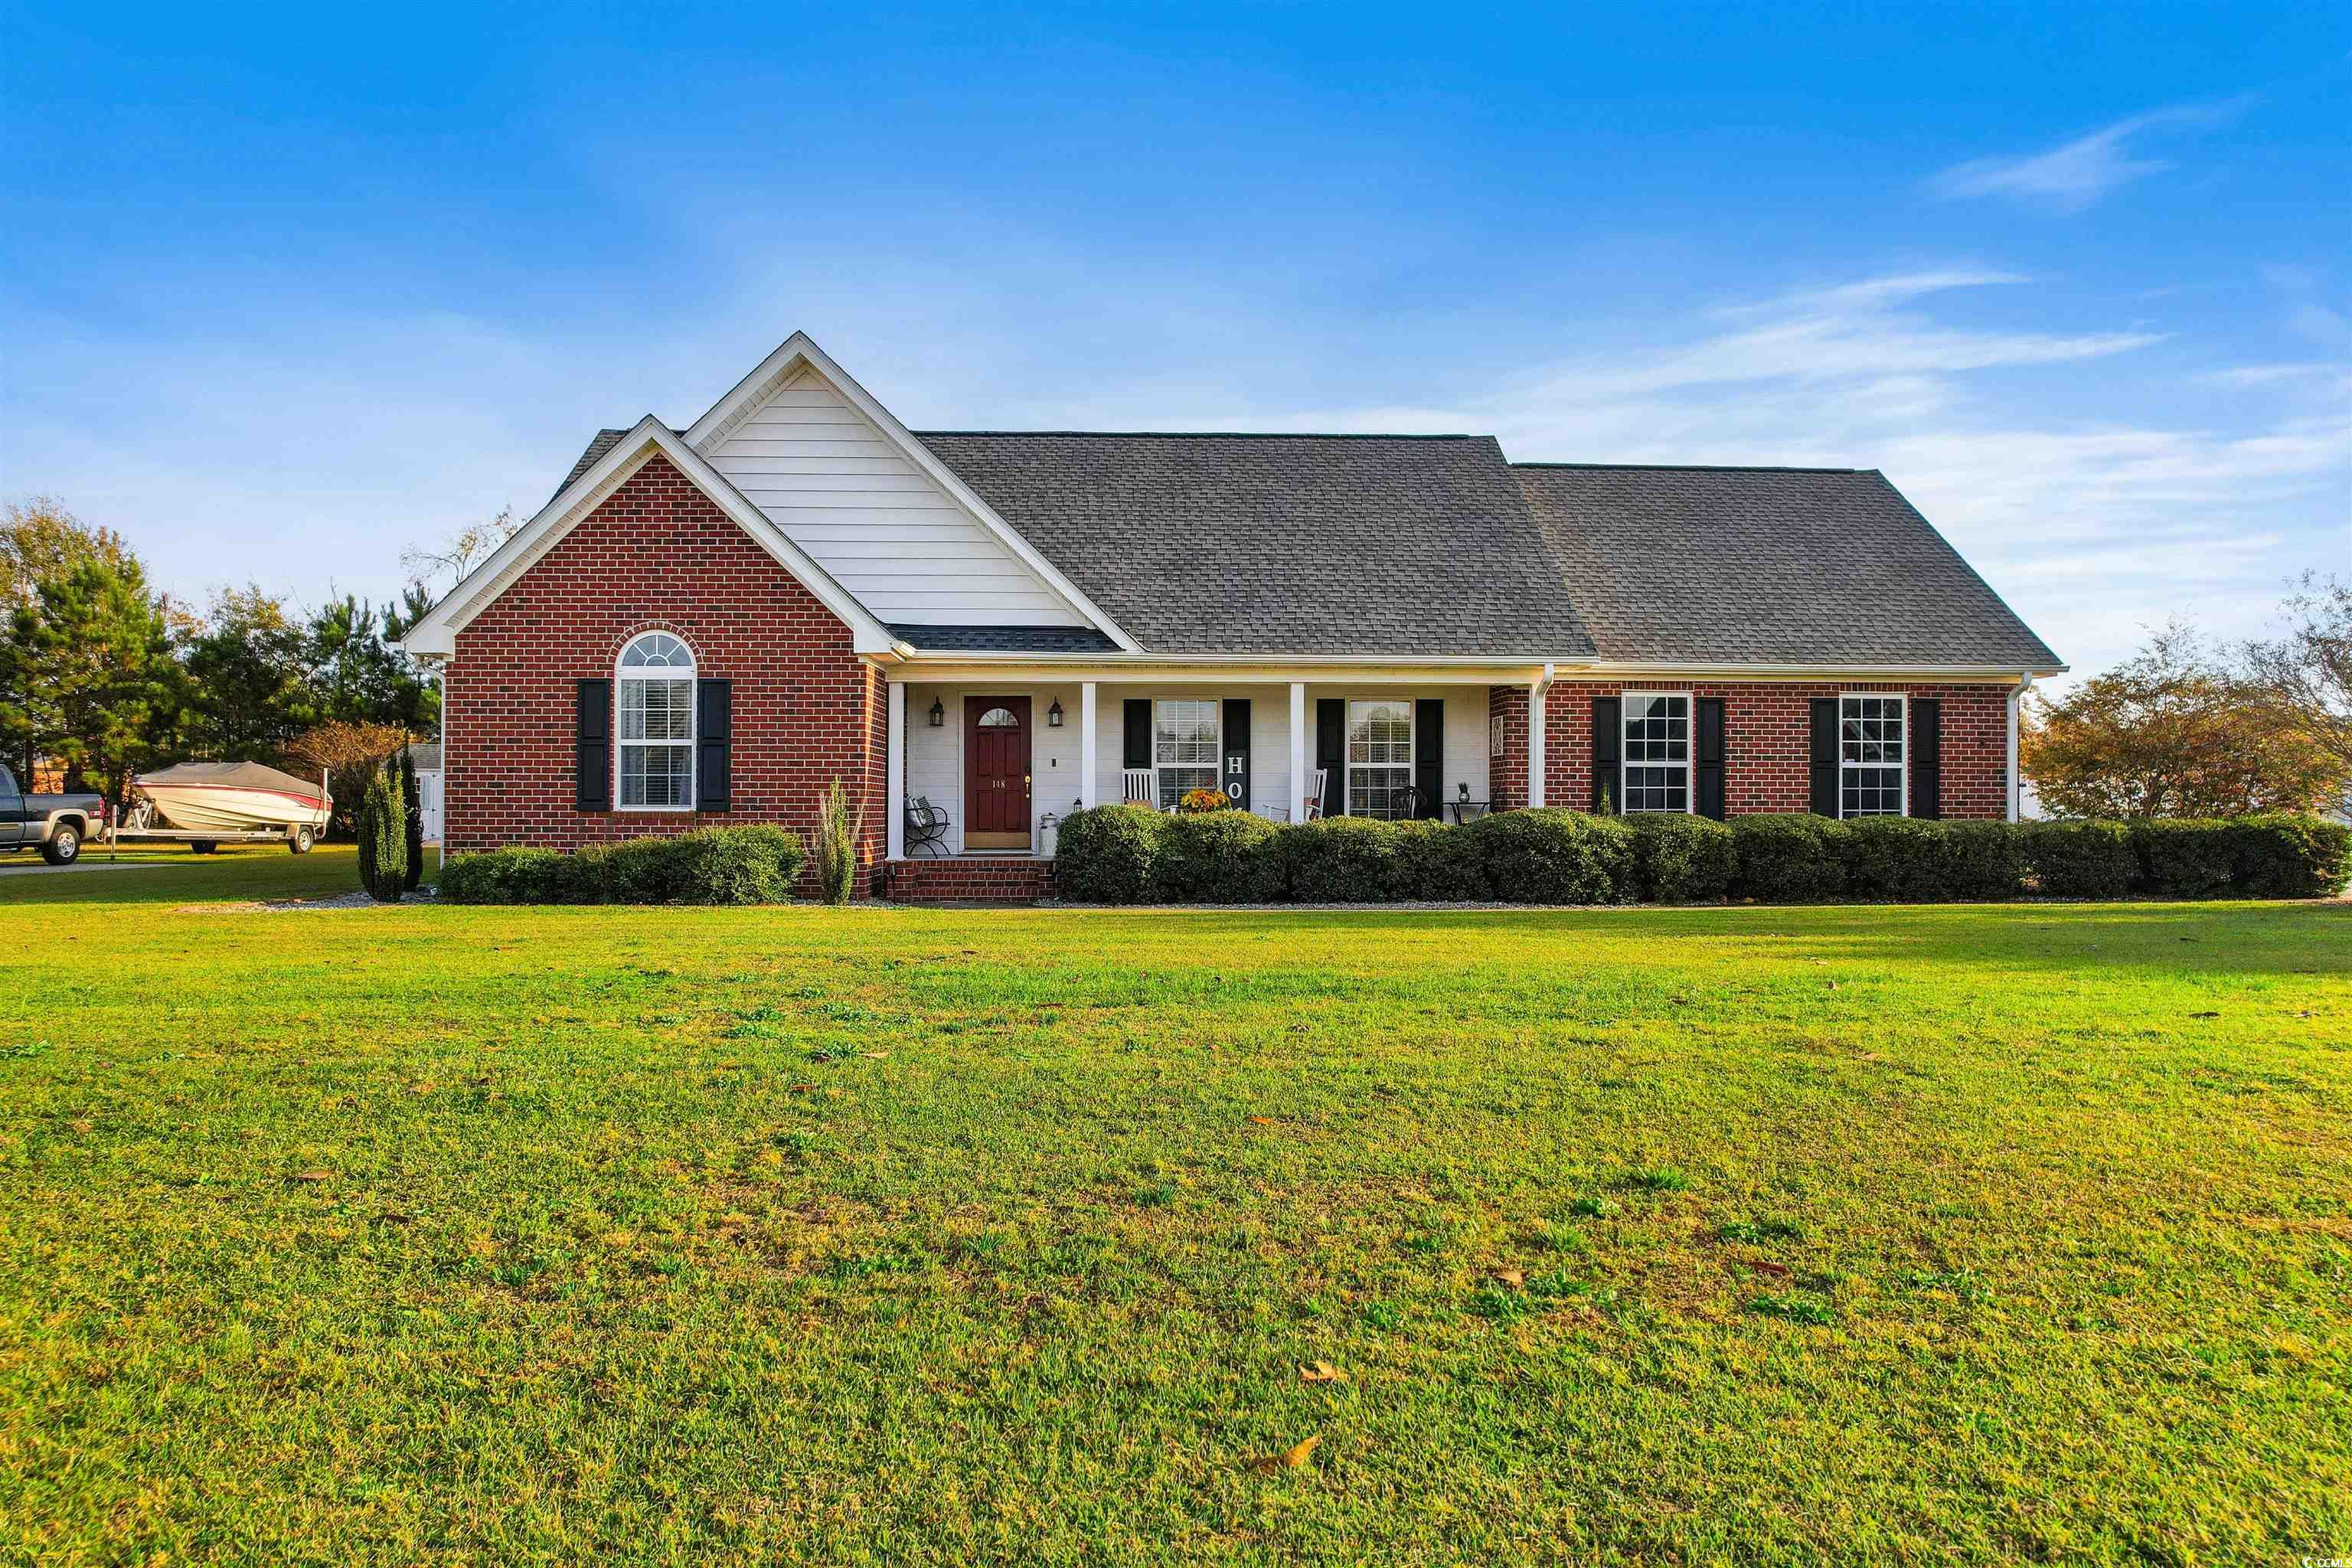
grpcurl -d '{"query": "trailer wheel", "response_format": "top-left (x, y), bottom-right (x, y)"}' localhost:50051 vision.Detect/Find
top-left (190, 841), bottom-right (217, 855)
top-left (41, 825), bottom-right (81, 866)
top-left (290, 825), bottom-right (315, 854)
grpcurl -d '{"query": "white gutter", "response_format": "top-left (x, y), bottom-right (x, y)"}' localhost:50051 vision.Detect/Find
top-left (1527, 662), bottom-right (1556, 808)
top-left (882, 649), bottom-right (2071, 680)
top-left (887, 649), bottom-right (1563, 668)
top-left (2007, 671), bottom-right (2035, 823)
top-left (1578, 659), bottom-right (2071, 679)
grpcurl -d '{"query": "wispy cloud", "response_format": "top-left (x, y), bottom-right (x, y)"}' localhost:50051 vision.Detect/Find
top-left (1927, 97), bottom-right (2256, 212)
top-left (2197, 362), bottom-right (2342, 387)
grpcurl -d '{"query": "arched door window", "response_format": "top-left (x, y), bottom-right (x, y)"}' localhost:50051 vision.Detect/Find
top-left (617, 632), bottom-right (695, 808)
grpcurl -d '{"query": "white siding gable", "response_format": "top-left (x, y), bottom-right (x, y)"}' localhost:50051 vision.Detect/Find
top-left (701, 365), bottom-right (1086, 628)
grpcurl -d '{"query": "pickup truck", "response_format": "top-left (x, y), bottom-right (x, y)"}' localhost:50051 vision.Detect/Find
top-left (0, 764), bottom-right (106, 865)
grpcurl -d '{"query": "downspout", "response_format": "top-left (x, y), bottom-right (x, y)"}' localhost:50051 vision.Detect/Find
top-left (1527, 663), bottom-right (1556, 808)
top-left (2007, 671), bottom-right (2034, 823)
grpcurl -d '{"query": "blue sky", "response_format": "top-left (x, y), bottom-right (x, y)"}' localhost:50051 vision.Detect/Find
top-left (5, 2), bottom-right (2346, 681)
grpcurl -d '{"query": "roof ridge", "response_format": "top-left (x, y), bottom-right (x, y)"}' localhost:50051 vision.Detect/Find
top-left (1514, 461), bottom-right (1864, 475)
top-left (914, 430), bottom-right (1482, 440)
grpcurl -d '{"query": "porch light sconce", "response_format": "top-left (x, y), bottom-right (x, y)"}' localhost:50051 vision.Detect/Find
top-left (1047, 698), bottom-right (1064, 727)
top-left (926, 697), bottom-right (945, 728)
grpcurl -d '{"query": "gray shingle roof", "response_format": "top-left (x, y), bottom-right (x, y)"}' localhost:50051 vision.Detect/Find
top-left (913, 433), bottom-right (1596, 658)
top-left (547, 425), bottom-right (2059, 669)
top-left (1514, 464), bottom-right (2061, 668)
top-left (884, 623), bottom-right (1121, 653)
top-left (551, 428), bottom-right (632, 503)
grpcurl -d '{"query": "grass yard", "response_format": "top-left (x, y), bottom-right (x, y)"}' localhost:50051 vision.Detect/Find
top-left (2, 854), bottom-right (2348, 1566)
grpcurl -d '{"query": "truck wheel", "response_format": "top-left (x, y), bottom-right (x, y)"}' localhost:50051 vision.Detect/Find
top-left (41, 825), bottom-right (80, 866)
top-left (290, 825), bottom-right (315, 854)
top-left (190, 841), bottom-right (217, 855)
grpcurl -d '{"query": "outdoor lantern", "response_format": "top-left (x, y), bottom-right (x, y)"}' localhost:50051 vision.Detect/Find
top-left (926, 697), bottom-right (945, 728)
top-left (1047, 698), bottom-right (1063, 727)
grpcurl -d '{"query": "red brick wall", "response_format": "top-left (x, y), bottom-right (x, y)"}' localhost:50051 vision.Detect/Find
top-left (1487, 685), bottom-right (1530, 810)
top-left (444, 454), bottom-right (887, 873)
top-left (1485, 680), bottom-right (2013, 818)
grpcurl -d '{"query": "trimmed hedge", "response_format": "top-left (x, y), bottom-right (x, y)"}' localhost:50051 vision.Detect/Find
top-left (2232, 812), bottom-right (2352, 898)
top-left (2128, 813), bottom-right (2352, 900)
top-left (439, 825), bottom-right (807, 905)
top-left (1628, 814), bottom-right (1736, 903)
top-left (1046, 804), bottom-right (2350, 906)
top-left (2023, 819), bottom-right (2137, 900)
top-left (1050, 803), bottom-right (1165, 903)
top-left (1275, 817), bottom-right (1404, 903)
top-left (1834, 816), bottom-right (1951, 903)
top-left (1941, 820), bottom-right (2030, 902)
top-left (2129, 818), bottom-right (2237, 899)
top-left (1390, 818), bottom-right (1493, 901)
top-left (1729, 815), bottom-right (1846, 903)
top-left (1459, 808), bottom-right (1634, 905)
top-left (1152, 810), bottom-right (1285, 903)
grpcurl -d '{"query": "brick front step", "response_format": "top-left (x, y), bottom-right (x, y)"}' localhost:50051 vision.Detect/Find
top-left (884, 857), bottom-right (1055, 903)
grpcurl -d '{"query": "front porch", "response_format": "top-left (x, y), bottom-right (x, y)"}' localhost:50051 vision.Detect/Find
top-left (880, 675), bottom-right (1520, 877)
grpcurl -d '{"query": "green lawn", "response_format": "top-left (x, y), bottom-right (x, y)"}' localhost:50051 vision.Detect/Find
top-left (3, 854), bottom-right (2347, 1565)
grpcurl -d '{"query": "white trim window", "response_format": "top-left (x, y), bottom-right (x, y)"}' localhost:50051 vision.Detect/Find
top-left (1154, 698), bottom-right (1220, 808)
top-left (1622, 692), bottom-right (1692, 813)
top-left (1347, 697), bottom-right (1414, 819)
top-left (1839, 694), bottom-right (1906, 817)
top-left (617, 632), bottom-right (696, 809)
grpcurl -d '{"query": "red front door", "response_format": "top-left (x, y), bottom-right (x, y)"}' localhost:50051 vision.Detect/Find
top-left (963, 697), bottom-right (1032, 850)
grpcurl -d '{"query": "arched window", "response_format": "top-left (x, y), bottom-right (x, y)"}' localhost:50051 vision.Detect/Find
top-left (976, 706), bottom-right (1020, 727)
top-left (617, 632), bottom-right (695, 808)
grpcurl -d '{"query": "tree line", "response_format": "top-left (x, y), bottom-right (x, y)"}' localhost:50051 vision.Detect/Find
top-left (0, 497), bottom-right (514, 823)
top-left (2024, 577), bottom-right (2350, 819)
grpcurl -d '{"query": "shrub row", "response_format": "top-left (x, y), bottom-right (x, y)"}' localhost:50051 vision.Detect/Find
top-left (1051, 805), bottom-right (2350, 906)
top-left (439, 825), bottom-right (808, 905)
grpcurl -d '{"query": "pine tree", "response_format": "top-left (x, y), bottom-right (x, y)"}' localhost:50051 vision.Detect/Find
top-left (0, 556), bottom-right (181, 799)
top-left (358, 763), bottom-right (408, 902)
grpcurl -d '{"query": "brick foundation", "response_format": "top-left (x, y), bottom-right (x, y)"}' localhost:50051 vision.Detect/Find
top-left (884, 857), bottom-right (1055, 903)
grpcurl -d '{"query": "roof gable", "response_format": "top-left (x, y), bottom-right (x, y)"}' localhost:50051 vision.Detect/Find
top-left (684, 334), bottom-right (1138, 647)
top-left (397, 419), bottom-right (898, 658)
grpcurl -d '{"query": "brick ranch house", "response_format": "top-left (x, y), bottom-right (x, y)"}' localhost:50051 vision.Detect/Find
top-left (397, 333), bottom-right (2064, 900)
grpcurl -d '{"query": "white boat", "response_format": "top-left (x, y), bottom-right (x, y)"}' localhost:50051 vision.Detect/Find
top-left (133, 761), bottom-right (332, 835)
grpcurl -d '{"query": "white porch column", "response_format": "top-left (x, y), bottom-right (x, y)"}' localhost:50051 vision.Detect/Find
top-left (1289, 682), bottom-right (1308, 822)
top-left (886, 681), bottom-right (907, 859)
top-left (1080, 681), bottom-right (1099, 808)
top-left (1527, 665), bottom-right (1554, 808)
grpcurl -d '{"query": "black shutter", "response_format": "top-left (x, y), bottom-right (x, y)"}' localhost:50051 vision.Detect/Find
top-left (1413, 699), bottom-right (1443, 818)
top-left (696, 678), bottom-right (732, 812)
top-left (1123, 700), bottom-right (1152, 770)
top-left (1591, 696), bottom-right (1622, 814)
top-left (1316, 698), bottom-right (1344, 816)
top-left (1696, 697), bottom-right (1726, 821)
top-left (1808, 697), bottom-right (1840, 817)
top-left (1909, 698), bottom-right (1941, 820)
top-left (575, 679), bottom-right (610, 812)
top-left (1222, 698), bottom-right (1251, 808)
